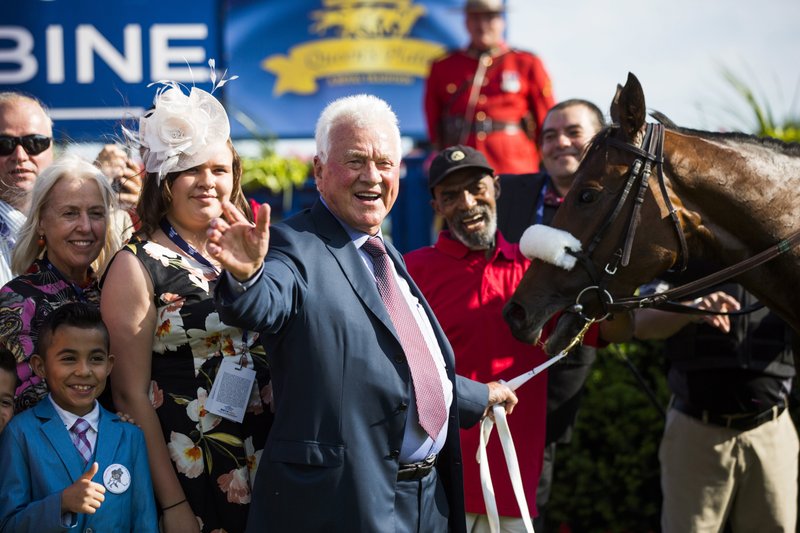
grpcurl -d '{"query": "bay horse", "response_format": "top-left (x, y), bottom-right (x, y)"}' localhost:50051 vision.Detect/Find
top-left (504, 73), bottom-right (800, 354)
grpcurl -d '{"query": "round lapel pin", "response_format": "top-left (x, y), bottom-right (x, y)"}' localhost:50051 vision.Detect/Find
top-left (103, 464), bottom-right (131, 494)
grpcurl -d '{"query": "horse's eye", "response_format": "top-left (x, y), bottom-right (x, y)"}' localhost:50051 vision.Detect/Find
top-left (579, 189), bottom-right (599, 203)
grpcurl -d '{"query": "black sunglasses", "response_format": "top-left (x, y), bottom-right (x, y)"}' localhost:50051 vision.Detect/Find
top-left (0, 134), bottom-right (52, 156)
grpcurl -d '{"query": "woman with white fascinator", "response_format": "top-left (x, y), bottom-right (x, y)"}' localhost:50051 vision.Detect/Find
top-left (101, 67), bottom-right (271, 533)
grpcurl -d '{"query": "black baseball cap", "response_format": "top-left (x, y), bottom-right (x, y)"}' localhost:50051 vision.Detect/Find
top-left (428, 145), bottom-right (495, 192)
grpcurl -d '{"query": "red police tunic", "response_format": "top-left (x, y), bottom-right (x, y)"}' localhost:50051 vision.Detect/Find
top-left (424, 44), bottom-right (555, 174)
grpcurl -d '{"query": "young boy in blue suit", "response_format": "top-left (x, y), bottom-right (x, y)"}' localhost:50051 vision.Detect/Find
top-left (0, 348), bottom-right (15, 434)
top-left (0, 302), bottom-right (158, 532)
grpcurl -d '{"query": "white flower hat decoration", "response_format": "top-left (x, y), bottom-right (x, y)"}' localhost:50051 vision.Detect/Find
top-left (129, 59), bottom-right (238, 184)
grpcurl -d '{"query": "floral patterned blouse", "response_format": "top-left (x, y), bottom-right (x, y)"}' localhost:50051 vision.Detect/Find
top-left (114, 239), bottom-right (271, 533)
top-left (0, 258), bottom-right (100, 412)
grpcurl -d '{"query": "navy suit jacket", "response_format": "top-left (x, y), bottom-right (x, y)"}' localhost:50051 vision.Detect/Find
top-left (215, 201), bottom-right (488, 533)
top-left (0, 399), bottom-right (157, 533)
top-left (496, 172), bottom-right (548, 243)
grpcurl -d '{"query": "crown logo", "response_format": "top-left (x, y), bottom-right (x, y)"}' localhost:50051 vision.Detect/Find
top-left (311, 0), bottom-right (426, 39)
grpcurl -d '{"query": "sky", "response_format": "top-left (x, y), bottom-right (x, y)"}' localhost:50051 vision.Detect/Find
top-left (506, 0), bottom-right (800, 132)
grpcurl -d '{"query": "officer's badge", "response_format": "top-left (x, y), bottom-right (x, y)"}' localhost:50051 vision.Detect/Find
top-left (501, 71), bottom-right (521, 93)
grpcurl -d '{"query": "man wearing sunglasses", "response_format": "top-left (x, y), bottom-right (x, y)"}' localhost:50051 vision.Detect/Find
top-left (0, 92), bottom-right (54, 285)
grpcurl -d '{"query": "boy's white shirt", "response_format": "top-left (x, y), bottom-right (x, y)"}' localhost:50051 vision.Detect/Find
top-left (48, 394), bottom-right (100, 452)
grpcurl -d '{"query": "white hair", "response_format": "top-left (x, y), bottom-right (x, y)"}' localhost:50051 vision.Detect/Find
top-left (314, 94), bottom-right (401, 162)
top-left (11, 153), bottom-right (120, 276)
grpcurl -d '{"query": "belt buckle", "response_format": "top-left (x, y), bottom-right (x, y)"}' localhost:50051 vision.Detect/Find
top-left (474, 118), bottom-right (492, 134)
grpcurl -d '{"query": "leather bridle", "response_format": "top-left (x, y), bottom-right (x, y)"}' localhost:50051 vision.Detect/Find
top-left (562, 123), bottom-right (800, 320)
top-left (562, 123), bottom-right (687, 319)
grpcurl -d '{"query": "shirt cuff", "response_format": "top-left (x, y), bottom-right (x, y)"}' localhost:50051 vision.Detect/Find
top-left (61, 511), bottom-right (76, 527)
top-left (225, 266), bottom-right (264, 295)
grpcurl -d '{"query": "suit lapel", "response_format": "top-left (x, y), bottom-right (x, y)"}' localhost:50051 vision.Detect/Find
top-left (35, 400), bottom-right (86, 481)
top-left (94, 408), bottom-right (123, 473)
top-left (310, 202), bottom-right (401, 343)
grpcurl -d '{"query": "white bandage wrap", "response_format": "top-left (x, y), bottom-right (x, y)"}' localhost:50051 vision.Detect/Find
top-left (519, 224), bottom-right (582, 271)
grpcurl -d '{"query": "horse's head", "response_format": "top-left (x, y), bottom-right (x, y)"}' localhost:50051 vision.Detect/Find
top-left (504, 73), bottom-right (685, 353)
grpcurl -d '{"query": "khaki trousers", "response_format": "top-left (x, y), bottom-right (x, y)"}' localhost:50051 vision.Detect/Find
top-left (660, 407), bottom-right (798, 533)
top-left (465, 513), bottom-right (532, 533)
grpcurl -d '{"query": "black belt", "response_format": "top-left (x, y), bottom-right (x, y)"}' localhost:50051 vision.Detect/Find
top-left (397, 455), bottom-right (436, 481)
top-left (671, 397), bottom-right (786, 431)
top-left (472, 118), bottom-right (522, 135)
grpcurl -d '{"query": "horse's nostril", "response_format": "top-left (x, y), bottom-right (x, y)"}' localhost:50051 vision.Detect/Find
top-left (503, 301), bottom-right (527, 327)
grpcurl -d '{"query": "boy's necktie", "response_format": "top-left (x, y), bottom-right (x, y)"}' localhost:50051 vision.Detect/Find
top-left (70, 418), bottom-right (92, 465)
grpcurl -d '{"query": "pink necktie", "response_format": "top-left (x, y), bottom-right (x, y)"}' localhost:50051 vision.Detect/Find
top-left (70, 418), bottom-right (92, 465)
top-left (362, 237), bottom-right (447, 439)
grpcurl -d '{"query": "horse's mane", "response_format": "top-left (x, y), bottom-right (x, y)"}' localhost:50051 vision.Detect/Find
top-left (649, 110), bottom-right (800, 157)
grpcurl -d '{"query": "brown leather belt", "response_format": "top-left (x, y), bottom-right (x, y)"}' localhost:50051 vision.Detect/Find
top-left (671, 397), bottom-right (786, 431)
top-left (397, 455), bottom-right (437, 481)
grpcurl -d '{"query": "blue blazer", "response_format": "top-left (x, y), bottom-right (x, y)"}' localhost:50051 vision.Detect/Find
top-left (0, 399), bottom-right (158, 533)
top-left (215, 201), bottom-right (489, 533)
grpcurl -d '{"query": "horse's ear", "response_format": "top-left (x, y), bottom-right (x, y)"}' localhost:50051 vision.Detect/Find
top-left (610, 84), bottom-right (624, 124)
top-left (612, 73), bottom-right (646, 142)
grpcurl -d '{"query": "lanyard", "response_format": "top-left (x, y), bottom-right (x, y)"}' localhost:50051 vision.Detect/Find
top-left (43, 257), bottom-right (91, 303)
top-left (159, 218), bottom-right (219, 274)
top-left (159, 218), bottom-right (252, 358)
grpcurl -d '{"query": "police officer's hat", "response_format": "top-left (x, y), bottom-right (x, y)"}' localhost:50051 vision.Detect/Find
top-left (464, 0), bottom-right (506, 14)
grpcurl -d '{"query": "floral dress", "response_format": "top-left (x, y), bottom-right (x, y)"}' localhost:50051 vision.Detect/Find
top-left (118, 239), bottom-right (271, 533)
top-left (0, 258), bottom-right (100, 412)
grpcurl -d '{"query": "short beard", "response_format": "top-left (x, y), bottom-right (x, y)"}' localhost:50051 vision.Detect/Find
top-left (449, 206), bottom-right (497, 250)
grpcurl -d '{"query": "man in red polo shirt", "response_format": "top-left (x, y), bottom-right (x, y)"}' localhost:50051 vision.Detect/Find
top-left (405, 145), bottom-right (600, 531)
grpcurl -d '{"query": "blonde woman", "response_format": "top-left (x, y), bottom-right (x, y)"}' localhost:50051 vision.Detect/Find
top-left (0, 153), bottom-right (119, 412)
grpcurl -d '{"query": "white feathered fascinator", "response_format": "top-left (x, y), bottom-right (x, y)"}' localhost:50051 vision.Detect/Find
top-left (126, 59), bottom-right (238, 184)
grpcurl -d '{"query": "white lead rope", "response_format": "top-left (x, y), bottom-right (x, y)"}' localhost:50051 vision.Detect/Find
top-left (478, 320), bottom-right (594, 533)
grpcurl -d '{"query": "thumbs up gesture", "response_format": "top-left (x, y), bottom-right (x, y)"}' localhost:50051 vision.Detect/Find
top-left (61, 462), bottom-right (106, 514)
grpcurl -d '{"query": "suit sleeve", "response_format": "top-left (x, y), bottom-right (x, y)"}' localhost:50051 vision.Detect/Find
top-left (455, 375), bottom-right (489, 429)
top-left (0, 424), bottom-right (66, 533)
top-left (129, 428), bottom-right (159, 533)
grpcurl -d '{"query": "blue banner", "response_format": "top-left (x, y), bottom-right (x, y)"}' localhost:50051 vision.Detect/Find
top-left (225, 0), bottom-right (468, 140)
top-left (2, 0), bottom-right (468, 142)
top-left (0, 0), bottom-right (221, 141)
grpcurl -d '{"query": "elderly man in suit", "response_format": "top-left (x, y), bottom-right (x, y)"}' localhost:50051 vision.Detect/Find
top-left (209, 94), bottom-right (517, 533)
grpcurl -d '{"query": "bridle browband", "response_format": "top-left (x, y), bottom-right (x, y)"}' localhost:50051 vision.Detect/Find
top-left (562, 122), bottom-right (800, 319)
top-left (562, 123), bottom-right (687, 318)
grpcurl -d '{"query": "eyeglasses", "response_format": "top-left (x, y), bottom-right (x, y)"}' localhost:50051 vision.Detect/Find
top-left (0, 135), bottom-right (52, 156)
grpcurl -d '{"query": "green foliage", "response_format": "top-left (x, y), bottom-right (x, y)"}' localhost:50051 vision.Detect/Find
top-left (240, 150), bottom-right (311, 194)
top-left (722, 68), bottom-right (800, 142)
top-left (546, 341), bottom-right (669, 532)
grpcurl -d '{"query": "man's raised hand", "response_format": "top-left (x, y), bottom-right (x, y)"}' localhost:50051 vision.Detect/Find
top-left (208, 201), bottom-right (271, 281)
